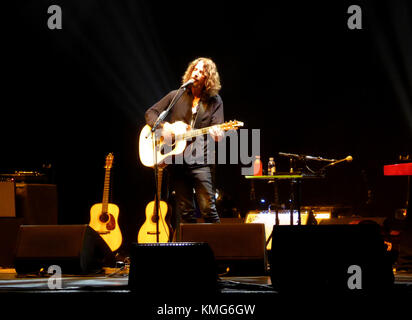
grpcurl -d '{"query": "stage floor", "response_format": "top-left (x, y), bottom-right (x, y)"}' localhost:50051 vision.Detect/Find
top-left (1, 267), bottom-right (411, 294)
top-left (1, 267), bottom-right (412, 317)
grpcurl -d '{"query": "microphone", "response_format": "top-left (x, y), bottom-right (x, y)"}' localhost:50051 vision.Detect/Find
top-left (180, 79), bottom-right (195, 89)
top-left (328, 155), bottom-right (353, 166)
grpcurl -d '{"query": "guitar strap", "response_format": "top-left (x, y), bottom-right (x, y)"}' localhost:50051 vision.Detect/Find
top-left (192, 101), bottom-right (205, 129)
top-left (187, 101), bottom-right (205, 157)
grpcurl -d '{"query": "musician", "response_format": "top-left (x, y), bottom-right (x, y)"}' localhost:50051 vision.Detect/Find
top-left (145, 57), bottom-right (224, 226)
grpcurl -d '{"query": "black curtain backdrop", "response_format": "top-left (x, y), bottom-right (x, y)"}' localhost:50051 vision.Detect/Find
top-left (2, 1), bottom-right (411, 253)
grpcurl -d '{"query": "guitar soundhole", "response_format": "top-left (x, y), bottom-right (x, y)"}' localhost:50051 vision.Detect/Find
top-left (99, 212), bottom-right (109, 223)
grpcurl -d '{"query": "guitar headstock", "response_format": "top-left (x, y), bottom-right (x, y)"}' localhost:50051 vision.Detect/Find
top-left (105, 153), bottom-right (114, 169)
top-left (220, 120), bottom-right (244, 131)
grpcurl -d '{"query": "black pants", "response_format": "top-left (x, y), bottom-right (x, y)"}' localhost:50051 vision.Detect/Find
top-left (172, 165), bottom-right (220, 225)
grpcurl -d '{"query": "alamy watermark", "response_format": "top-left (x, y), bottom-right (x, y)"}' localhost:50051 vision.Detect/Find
top-left (47, 265), bottom-right (62, 289)
top-left (156, 128), bottom-right (260, 175)
top-left (45, 5), bottom-right (363, 32)
top-left (347, 264), bottom-right (362, 290)
top-left (47, 5), bottom-right (62, 30)
top-left (347, 5), bottom-right (362, 30)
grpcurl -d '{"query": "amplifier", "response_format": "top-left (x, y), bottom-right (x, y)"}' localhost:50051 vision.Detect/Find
top-left (0, 181), bottom-right (16, 217)
top-left (245, 209), bottom-right (331, 249)
top-left (179, 223), bottom-right (267, 275)
top-left (15, 183), bottom-right (58, 224)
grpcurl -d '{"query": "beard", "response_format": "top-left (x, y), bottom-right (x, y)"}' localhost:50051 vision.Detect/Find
top-left (192, 78), bottom-right (206, 91)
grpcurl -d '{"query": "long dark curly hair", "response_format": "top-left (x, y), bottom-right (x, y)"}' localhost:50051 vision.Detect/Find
top-left (182, 57), bottom-right (221, 99)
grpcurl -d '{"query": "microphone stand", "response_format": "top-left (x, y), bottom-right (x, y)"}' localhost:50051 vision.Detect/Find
top-left (278, 152), bottom-right (333, 225)
top-left (278, 152), bottom-right (336, 163)
top-left (318, 156), bottom-right (352, 174)
top-left (150, 85), bottom-right (189, 242)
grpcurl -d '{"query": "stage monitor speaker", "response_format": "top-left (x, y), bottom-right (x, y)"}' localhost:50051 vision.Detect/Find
top-left (14, 225), bottom-right (115, 275)
top-left (0, 218), bottom-right (24, 267)
top-left (270, 224), bottom-right (394, 294)
top-left (128, 242), bottom-right (217, 297)
top-left (179, 223), bottom-right (267, 275)
top-left (319, 216), bottom-right (387, 226)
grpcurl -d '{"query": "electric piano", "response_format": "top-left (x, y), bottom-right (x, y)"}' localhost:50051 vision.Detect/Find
top-left (384, 162), bottom-right (412, 176)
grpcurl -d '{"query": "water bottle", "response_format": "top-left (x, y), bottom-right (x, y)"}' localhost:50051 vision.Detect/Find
top-left (268, 157), bottom-right (276, 176)
top-left (253, 155), bottom-right (262, 176)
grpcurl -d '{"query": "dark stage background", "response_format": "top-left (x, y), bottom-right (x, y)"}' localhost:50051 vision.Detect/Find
top-left (2, 1), bottom-right (412, 253)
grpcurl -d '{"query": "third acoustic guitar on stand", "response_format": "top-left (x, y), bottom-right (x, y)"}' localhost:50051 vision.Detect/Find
top-left (89, 153), bottom-right (122, 251)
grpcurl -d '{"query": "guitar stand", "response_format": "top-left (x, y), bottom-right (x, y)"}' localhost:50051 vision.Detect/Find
top-left (149, 86), bottom-right (188, 243)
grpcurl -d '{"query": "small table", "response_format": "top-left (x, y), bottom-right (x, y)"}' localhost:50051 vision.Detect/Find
top-left (245, 172), bottom-right (324, 225)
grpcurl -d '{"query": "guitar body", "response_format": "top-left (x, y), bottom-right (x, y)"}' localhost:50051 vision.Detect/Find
top-left (139, 123), bottom-right (187, 167)
top-left (89, 203), bottom-right (122, 252)
top-left (138, 200), bottom-right (171, 243)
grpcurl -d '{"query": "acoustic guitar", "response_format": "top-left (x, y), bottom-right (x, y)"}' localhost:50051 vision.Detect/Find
top-left (138, 120), bottom-right (244, 167)
top-left (137, 167), bottom-right (171, 243)
top-left (89, 153), bottom-right (122, 252)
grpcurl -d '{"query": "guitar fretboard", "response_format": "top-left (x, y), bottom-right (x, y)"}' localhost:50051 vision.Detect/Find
top-left (175, 124), bottom-right (223, 141)
top-left (102, 168), bottom-right (111, 212)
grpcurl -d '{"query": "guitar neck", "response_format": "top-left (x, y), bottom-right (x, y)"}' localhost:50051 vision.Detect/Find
top-left (102, 167), bottom-right (111, 212)
top-left (177, 124), bottom-right (221, 141)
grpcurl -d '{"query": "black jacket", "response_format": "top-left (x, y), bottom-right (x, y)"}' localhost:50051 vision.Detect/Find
top-left (145, 90), bottom-right (224, 129)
